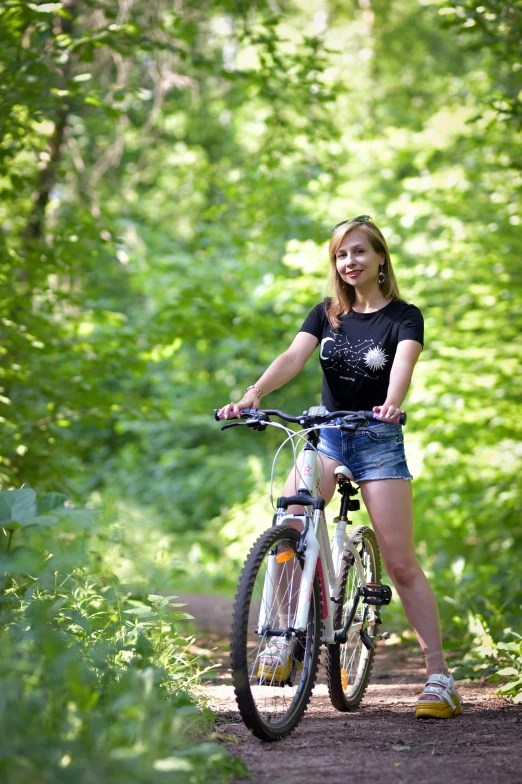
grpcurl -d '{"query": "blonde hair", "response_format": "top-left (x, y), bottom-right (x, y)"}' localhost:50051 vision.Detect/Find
top-left (326, 219), bottom-right (401, 328)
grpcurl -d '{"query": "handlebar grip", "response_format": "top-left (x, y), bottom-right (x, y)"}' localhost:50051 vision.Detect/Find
top-left (214, 407), bottom-right (259, 421)
top-left (360, 411), bottom-right (407, 426)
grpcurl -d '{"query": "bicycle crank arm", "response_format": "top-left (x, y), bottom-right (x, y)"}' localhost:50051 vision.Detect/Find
top-left (335, 583), bottom-right (392, 644)
top-left (359, 629), bottom-right (374, 651)
top-left (355, 625), bottom-right (390, 651)
top-left (334, 592), bottom-right (361, 644)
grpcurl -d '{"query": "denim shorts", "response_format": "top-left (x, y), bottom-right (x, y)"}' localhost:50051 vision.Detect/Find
top-left (316, 419), bottom-right (413, 483)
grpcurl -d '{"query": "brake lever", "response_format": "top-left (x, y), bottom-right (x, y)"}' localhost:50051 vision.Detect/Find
top-left (340, 413), bottom-right (369, 432)
top-left (221, 422), bottom-right (248, 431)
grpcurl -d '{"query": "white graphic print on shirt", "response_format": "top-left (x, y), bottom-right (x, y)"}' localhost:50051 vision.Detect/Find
top-left (299, 299), bottom-right (423, 411)
top-left (319, 333), bottom-right (388, 382)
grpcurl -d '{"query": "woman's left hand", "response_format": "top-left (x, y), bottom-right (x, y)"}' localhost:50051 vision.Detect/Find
top-left (373, 402), bottom-right (404, 423)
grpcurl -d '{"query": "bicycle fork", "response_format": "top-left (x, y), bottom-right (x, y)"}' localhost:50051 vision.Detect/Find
top-left (256, 511), bottom-right (321, 637)
top-left (256, 501), bottom-right (351, 642)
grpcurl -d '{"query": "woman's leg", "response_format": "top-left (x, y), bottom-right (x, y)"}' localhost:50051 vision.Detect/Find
top-left (359, 479), bottom-right (448, 697)
top-left (261, 455), bottom-right (341, 666)
top-left (278, 455), bottom-right (340, 612)
top-left (281, 453), bottom-right (341, 517)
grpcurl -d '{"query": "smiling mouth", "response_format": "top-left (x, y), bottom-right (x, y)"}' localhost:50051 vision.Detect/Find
top-left (347, 270), bottom-right (362, 277)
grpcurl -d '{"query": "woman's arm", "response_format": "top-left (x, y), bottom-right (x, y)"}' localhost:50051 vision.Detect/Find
top-left (219, 331), bottom-right (319, 419)
top-left (373, 339), bottom-right (423, 421)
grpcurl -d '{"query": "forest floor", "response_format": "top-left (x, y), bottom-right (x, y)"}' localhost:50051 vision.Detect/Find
top-left (181, 593), bottom-right (522, 784)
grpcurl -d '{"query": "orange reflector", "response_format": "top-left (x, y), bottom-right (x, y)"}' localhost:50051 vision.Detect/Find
top-left (275, 550), bottom-right (295, 564)
top-left (341, 668), bottom-right (348, 690)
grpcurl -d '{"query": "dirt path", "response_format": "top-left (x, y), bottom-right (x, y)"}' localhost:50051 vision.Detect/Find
top-left (180, 594), bottom-right (522, 784)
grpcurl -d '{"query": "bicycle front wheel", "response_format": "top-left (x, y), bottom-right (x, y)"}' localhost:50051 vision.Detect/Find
top-left (231, 525), bottom-right (321, 740)
top-left (326, 525), bottom-right (381, 711)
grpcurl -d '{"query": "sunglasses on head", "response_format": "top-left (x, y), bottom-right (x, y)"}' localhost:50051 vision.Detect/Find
top-left (330, 215), bottom-right (373, 233)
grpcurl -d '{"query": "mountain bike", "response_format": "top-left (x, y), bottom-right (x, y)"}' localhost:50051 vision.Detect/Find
top-left (215, 405), bottom-right (405, 740)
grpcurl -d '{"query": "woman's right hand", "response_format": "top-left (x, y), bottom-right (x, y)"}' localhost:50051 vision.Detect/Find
top-left (217, 389), bottom-right (261, 420)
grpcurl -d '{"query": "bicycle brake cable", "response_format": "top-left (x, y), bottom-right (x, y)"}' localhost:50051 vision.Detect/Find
top-left (268, 423), bottom-right (340, 511)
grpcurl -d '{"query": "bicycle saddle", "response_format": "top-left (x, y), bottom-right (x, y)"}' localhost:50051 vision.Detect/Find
top-left (334, 465), bottom-right (355, 481)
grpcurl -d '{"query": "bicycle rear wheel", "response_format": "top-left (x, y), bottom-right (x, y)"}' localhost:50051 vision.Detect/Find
top-left (231, 525), bottom-right (321, 740)
top-left (326, 525), bottom-right (381, 711)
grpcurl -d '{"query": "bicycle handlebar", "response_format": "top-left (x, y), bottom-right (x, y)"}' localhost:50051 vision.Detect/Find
top-left (214, 407), bottom-right (407, 427)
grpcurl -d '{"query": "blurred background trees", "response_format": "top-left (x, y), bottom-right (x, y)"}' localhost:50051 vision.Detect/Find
top-left (1, 0), bottom-right (521, 678)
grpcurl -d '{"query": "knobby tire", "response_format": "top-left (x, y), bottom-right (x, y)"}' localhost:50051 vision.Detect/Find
top-left (231, 525), bottom-right (321, 741)
top-left (326, 525), bottom-right (381, 711)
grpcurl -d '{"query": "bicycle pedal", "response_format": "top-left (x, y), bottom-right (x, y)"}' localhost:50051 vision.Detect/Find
top-left (361, 583), bottom-right (392, 606)
top-left (374, 631), bottom-right (390, 641)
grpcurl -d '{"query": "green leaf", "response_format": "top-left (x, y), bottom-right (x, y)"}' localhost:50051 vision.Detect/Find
top-left (147, 594), bottom-right (185, 608)
top-left (0, 546), bottom-right (43, 575)
top-left (4, 515), bottom-right (58, 531)
top-left (3, 521), bottom-right (22, 532)
top-left (147, 594), bottom-right (168, 604)
top-left (497, 642), bottom-right (521, 653)
top-left (496, 667), bottom-right (520, 677)
top-left (36, 493), bottom-right (67, 514)
top-left (23, 515), bottom-right (57, 528)
top-left (124, 607), bottom-right (154, 616)
top-left (497, 679), bottom-right (522, 694)
top-left (103, 105), bottom-right (123, 119)
top-left (0, 489), bottom-right (37, 524)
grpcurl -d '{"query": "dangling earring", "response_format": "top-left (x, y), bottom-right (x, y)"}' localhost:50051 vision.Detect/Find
top-left (378, 266), bottom-right (386, 285)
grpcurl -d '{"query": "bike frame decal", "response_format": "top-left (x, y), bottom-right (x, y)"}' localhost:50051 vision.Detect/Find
top-left (298, 448), bottom-right (319, 494)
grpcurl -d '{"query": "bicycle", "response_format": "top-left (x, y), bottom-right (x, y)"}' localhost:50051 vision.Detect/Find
top-left (215, 404), bottom-right (405, 740)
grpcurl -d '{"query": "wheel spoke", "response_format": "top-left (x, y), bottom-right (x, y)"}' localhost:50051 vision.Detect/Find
top-left (231, 526), bottom-right (321, 740)
top-left (326, 526), bottom-right (381, 711)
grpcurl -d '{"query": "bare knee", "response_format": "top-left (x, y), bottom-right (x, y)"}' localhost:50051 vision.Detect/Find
top-left (384, 556), bottom-right (422, 590)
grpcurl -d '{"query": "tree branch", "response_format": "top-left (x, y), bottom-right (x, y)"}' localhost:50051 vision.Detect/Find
top-left (23, 0), bottom-right (77, 244)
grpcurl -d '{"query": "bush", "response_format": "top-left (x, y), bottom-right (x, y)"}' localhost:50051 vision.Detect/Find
top-left (0, 489), bottom-right (246, 784)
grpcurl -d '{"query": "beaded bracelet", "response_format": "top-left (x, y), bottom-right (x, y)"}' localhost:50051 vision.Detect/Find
top-left (245, 385), bottom-right (263, 398)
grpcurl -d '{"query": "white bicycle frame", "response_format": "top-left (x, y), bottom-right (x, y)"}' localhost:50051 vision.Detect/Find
top-left (257, 436), bottom-right (374, 645)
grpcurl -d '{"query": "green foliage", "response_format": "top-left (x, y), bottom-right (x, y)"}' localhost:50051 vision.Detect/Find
top-left (0, 0), bottom-right (339, 494)
top-left (494, 636), bottom-right (522, 703)
top-left (0, 488), bottom-right (246, 783)
top-left (452, 619), bottom-right (522, 702)
top-left (437, 1), bottom-right (522, 127)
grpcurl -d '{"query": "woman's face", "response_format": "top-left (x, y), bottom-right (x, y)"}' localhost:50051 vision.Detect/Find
top-left (334, 228), bottom-right (384, 289)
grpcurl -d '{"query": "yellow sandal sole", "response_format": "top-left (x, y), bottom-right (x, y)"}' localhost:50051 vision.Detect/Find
top-left (415, 694), bottom-right (462, 719)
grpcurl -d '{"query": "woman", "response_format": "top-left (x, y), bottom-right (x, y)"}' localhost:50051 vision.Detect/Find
top-left (218, 215), bottom-right (462, 719)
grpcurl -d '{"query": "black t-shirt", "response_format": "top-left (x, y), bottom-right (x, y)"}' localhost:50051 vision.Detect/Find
top-left (299, 298), bottom-right (424, 411)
